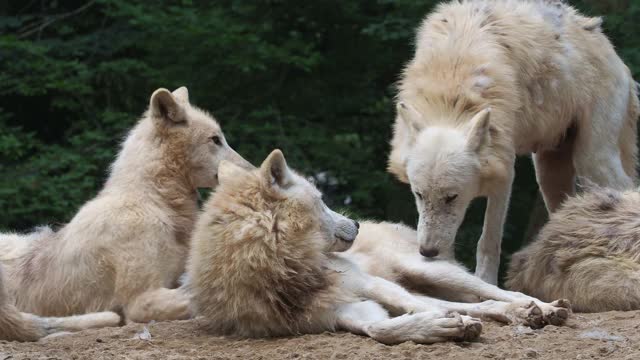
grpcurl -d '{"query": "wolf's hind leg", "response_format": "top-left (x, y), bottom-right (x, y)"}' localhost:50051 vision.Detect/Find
top-left (126, 287), bottom-right (191, 323)
top-left (413, 295), bottom-right (559, 329)
top-left (336, 301), bottom-right (482, 344)
top-left (533, 132), bottom-right (576, 213)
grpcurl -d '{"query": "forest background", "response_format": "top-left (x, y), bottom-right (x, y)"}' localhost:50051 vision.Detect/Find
top-left (1, 0), bottom-right (638, 277)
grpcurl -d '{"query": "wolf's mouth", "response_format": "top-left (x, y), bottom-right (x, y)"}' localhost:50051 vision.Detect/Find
top-left (336, 232), bottom-right (357, 243)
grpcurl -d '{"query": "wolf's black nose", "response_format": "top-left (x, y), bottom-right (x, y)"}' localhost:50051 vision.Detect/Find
top-left (354, 221), bottom-right (360, 229)
top-left (420, 247), bottom-right (439, 258)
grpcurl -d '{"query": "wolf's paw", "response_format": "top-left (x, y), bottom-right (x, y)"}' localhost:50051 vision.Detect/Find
top-left (405, 312), bottom-right (482, 344)
top-left (458, 314), bottom-right (483, 342)
top-left (433, 312), bottom-right (482, 342)
top-left (539, 299), bottom-right (571, 326)
top-left (505, 301), bottom-right (545, 329)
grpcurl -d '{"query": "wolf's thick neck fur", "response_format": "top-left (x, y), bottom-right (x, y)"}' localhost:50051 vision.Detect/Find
top-left (104, 115), bottom-right (199, 242)
top-left (189, 171), bottom-right (339, 337)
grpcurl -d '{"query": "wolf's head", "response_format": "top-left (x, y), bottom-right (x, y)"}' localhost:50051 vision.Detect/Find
top-left (391, 103), bottom-right (492, 259)
top-left (216, 149), bottom-right (359, 252)
top-left (146, 87), bottom-right (253, 189)
top-left (189, 150), bottom-right (359, 336)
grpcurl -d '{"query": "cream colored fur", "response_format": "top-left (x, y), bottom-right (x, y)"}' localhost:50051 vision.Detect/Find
top-left (188, 150), bottom-right (570, 345)
top-left (506, 185), bottom-right (640, 313)
top-left (389, 0), bottom-right (639, 284)
top-left (0, 87), bottom-right (252, 327)
top-left (0, 262), bottom-right (122, 342)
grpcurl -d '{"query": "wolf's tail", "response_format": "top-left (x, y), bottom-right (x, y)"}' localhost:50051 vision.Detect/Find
top-left (0, 264), bottom-right (123, 342)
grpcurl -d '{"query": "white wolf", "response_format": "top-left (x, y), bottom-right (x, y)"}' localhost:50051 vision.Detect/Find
top-left (506, 185), bottom-right (640, 312)
top-left (0, 87), bottom-right (252, 327)
top-left (388, 0), bottom-right (639, 284)
top-left (187, 150), bottom-right (570, 344)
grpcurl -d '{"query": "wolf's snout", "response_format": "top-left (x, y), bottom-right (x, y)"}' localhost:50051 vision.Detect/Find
top-left (420, 247), bottom-right (439, 258)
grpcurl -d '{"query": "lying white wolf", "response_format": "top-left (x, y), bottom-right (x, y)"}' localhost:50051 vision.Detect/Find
top-left (388, 0), bottom-right (639, 285)
top-left (507, 184), bottom-right (640, 312)
top-left (0, 86), bottom-right (252, 335)
top-left (187, 150), bottom-right (570, 344)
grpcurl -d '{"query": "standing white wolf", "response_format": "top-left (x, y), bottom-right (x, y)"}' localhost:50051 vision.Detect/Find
top-left (187, 150), bottom-right (570, 344)
top-left (388, 0), bottom-right (639, 284)
top-left (0, 87), bottom-right (252, 329)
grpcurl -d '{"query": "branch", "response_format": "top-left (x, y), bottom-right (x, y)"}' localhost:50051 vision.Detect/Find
top-left (17, 1), bottom-right (97, 39)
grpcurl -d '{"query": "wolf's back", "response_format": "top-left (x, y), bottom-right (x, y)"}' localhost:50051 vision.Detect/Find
top-left (0, 227), bottom-right (53, 263)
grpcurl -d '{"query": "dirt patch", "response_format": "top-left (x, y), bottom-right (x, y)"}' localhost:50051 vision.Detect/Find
top-left (3, 311), bottom-right (640, 359)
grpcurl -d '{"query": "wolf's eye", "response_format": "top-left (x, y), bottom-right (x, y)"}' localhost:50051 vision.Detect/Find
top-left (445, 194), bottom-right (458, 204)
top-left (414, 191), bottom-right (423, 200)
top-left (211, 136), bottom-right (222, 146)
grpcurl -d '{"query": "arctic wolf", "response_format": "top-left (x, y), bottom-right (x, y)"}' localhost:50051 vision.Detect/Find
top-left (388, 0), bottom-right (639, 284)
top-left (188, 150), bottom-right (570, 344)
top-left (507, 185), bottom-right (640, 312)
top-left (1, 87), bottom-right (252, 325)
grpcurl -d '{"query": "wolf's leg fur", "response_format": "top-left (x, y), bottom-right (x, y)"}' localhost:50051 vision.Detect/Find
top-left (126, 287), bottom-right (191, 323)
top-left (573, 97), bottom-right (634, 190)
top-left (335, 301), bottom-right (482, 344)
top-left (402, 258), bottom-right (570, 326)
top-left (355, 269), bottom-right (556, 329)
top-left (475, 169), bottom-right (513, 285)
top-left (533, 134), bottom-right (576, 213)
top-left (412, 296), bottom-right (558, 329)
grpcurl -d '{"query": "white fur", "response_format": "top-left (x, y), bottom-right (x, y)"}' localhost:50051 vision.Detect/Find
top-left (0, 87), bottom-right (251, 328)
top-left (388, 0), bottom-right (638, 284)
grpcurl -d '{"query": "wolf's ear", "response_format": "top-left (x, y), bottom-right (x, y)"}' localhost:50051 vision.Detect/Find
top-left (260, 149), bottom-right (293, 191)
top-left (466, 108), bottom-right (491, 153)
top-left (218, 160), bottom-right (247, 185)
top-left (150, 88), bottom-right (186, 123)
top-left (172, 86), bottom-right (189, 104)
top-left (397, 102), bottom-right (423, 145)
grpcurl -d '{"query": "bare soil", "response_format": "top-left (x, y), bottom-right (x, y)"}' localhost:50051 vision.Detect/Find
top-left (2, 311), bottom-right (640, 359)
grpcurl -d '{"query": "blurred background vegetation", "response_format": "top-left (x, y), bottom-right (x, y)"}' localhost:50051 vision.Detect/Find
top-left (0, 0), bottom-right (638, 277)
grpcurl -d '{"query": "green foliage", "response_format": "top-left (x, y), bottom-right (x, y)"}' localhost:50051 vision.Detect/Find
top-left (0, 0), bottom-right (639, 275)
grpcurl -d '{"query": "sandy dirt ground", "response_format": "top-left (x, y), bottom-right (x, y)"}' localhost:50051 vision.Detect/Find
top-left (2, 311), bottom-right (640, 359)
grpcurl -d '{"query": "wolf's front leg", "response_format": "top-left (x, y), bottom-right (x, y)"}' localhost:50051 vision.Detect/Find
top-left (404, 259), bottom-right (571, 327)
top-left (413, 295), bottom-right (558, 329)
top-left (335, 301), bottom-right (482, 344)
top-left (126, 287), bottom-right (191, 323)
top-left (475, 173), bottom-right (513, 285)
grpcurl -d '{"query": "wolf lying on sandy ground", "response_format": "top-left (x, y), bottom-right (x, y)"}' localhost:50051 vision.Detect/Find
top-left (507, 185), bottom-right (640, 313)
top-left (0, 87), bottom-right (252, 337)
top-left (187, 150), bottom-right (570, 344)
top-left (388, 0), bottom-right (639, 285)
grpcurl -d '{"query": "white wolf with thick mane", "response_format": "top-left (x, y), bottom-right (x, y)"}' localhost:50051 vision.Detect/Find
top-left (389, 0), bottom-right (639, 285)
top-left (187, 150), bottom-right (570, 344)
top-left (0, 87), bottom-right (252, 340)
